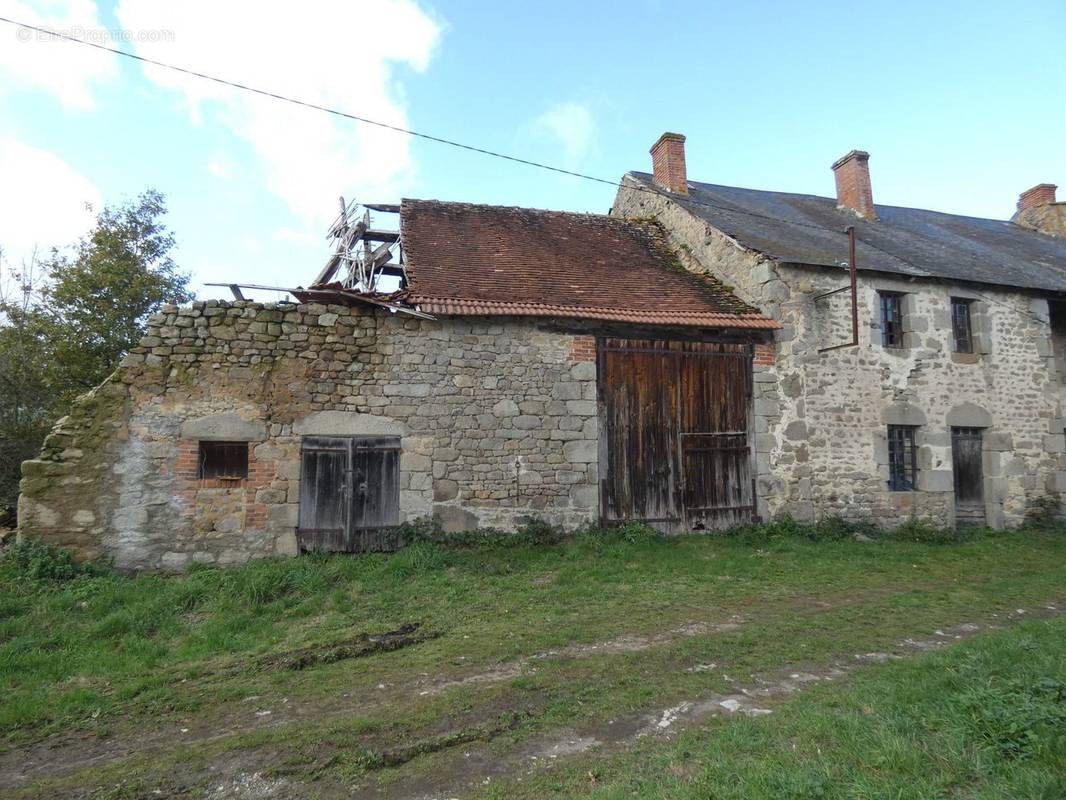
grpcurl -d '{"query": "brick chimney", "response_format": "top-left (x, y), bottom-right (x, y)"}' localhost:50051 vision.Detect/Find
top-left (650, 132), bottom-right (688, 194)
top-left (831, 149), bottom-right (877, 220)
top-left (1013, 183), bottom-right (1065, 237)
top-left (1017, 183), bottom-right (1057, 213)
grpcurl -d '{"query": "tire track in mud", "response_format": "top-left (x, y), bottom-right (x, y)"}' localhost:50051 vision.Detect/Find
top-left (6, 596), bottom-right (1061, 797)
top-left (351, 603), bottom-right (1062, 800)
top-left (0, 616), bottom-right (745, 789)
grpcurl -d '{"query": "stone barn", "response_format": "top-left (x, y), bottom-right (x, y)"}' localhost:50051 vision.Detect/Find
top-left (17, 200), bottom-right (777, 569)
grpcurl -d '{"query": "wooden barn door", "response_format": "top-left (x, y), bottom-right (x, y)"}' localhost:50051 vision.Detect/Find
top-left (678, 344), bottom-right (755, 529)
top-left (297, 436), bottom-right (401, 553)
top-left (599, 338), bottom-right (754, 532)
top-left (599, 340), bottom-right (681, 528)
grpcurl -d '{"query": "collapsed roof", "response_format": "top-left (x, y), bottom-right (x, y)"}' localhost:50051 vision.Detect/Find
top-left (299, 199), bottom-right (778, 330)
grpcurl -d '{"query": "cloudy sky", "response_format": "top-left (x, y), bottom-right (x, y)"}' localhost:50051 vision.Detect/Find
top-left (1, 0), bottom-right (1065, 301)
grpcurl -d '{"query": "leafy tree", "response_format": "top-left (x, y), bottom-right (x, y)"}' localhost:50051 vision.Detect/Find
top-left (37, 190), bottom-right (193, 404)
top-left (0, 190), bottom-right (192, 512)
top-left (0, 251), bottom-right (52, 518)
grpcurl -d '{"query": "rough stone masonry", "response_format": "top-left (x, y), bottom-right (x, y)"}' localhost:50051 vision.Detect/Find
top-left (614, 175), bottom-right (1066, 529)
top-left (17, 300), bottom-right (601, 570)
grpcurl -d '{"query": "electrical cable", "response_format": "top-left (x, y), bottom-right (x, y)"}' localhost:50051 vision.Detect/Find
top-left (2, 13), bottom-right (1056, 326)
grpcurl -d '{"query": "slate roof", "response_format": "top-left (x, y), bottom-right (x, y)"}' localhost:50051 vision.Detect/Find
top-left (397, 199), bottom-right (778, 329)
top-left (626, 172), bottom-right (1066, 293)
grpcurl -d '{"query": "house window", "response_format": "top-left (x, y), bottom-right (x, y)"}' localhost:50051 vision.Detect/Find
top-left (951, 298), bottom-right (974, 353)
top-left (880, 292), bottom-right (904, 348)
top-left (199, 441), bottom-right (249, 479)
top-left (887, 425), bottom-right (918, 491)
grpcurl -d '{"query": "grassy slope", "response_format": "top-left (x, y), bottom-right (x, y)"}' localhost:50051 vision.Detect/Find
top-left (2, 525), bottom-right (1066, 797)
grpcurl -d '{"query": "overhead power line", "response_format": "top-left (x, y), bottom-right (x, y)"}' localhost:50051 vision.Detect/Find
top-left (0, 17), bottom-right (625, 185)
top-left (12, 11), bottom-right (1035, 310)
top-left (0, 14), bottom-right (843, 237)
top-left (6, 16), bottom-right (1047, 324)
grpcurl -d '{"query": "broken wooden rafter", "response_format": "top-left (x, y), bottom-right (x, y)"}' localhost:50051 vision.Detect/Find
top-left (317, 198), bottom-right (404, 294)
top-left (297, 286), bottom-right (434, 319)
top-left (362, 230), bottom-right (400, 243)
top-left (203, 282), bottom-right (435, 320)
top-left (314, 219), bottom-right (368, 285)
top-left (326, 196), bottom-right (358, 239)
top-left (367, 239), bottom-right (395, 269)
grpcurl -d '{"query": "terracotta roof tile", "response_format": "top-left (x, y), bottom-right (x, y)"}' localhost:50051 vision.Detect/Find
top-left (398, 199), bottom-right (777, 329)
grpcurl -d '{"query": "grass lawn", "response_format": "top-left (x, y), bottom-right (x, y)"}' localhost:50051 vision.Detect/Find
top-left (1, 520), bottom-right (1065, 798)
top-left (481, 615), bottom-right (1066, 800)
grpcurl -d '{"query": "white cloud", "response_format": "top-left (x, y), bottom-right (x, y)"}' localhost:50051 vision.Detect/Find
top-left (207, 153), bottom-right (234, 181)
top-left (273, 226), bottom-right (318, 245)
top-left (0, 137), bottom-right (100, 265)
top-left (238, 236), bottom-right (264, 255)
top-left (0, 0), bottom-right (117, 109)
top-left (532, 102), bottom-right (596, 163)
top-left (114, 0), bottom-right (443, 234)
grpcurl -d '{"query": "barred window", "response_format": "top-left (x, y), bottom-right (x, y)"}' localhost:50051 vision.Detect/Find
top-left (951, 298), bottom-right (973, 353)
top-left (880, 292), bottom-right (904, 348)
top-left (887, 425), bottom-right (918, 491)
top-left (199, 441), bottom-right (249, 479)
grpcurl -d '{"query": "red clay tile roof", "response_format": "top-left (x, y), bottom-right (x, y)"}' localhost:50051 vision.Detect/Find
top-left (398, 199), bottom-right (778, 329)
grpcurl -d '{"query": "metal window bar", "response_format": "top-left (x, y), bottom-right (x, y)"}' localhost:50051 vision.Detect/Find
top-left (880, 293), bottom-right (903, 348)
top-left (887, 425), bottom-right (917, 491)
top-left (199, 441), bottom-right (249, 479)
top-left (951, 298), bottom-right (973, 353)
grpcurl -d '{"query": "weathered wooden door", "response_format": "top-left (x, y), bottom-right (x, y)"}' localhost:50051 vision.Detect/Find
top-left (348, 437), bottom-right (401, 550)
top-left (599, 338), bottom-right (754, 532)
top-left (951, 427), bottom-right (985, 526)
top-left (297, 436), bottom-right (401, 553)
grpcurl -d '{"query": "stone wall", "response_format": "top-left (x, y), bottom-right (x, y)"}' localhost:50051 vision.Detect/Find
top-left (1014, 202), bottom-right (1066, 238)
top-left (614, 178), bottom-right (1065, 528)
top-left (18, 301), bottom-right (601, 569)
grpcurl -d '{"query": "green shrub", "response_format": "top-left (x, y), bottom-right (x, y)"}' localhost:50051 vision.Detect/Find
top-left (405, 515), bottom-right (567, 549)
top-left (0, 538), bottom-right (105, 583)
top-left (394, 517), bottom-right (445, 545)
top-left (586, 521), bottom-right (661, 545)
top-left (1024, 495), bottom-right (1061, 530)
top-left (890, 519), bottom-right (978, 544)
top-left (380, 540), bottom-right (451, 578)
top-left (811, 515), bottom-right (879, 542)
top-left (571, 522), bottom-right (664, 556)
top-left (612, 521), bottom-right (662, 545)
top-left (514, 516), bottom-right (565, 546)
top-left (722, 514), bottom-right (876, 544)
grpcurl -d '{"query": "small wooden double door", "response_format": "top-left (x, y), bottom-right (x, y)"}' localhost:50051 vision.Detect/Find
top-left (296, 436), bottom-right (401, 553)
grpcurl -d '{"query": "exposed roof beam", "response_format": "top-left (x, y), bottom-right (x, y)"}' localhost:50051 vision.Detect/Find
top-left (367, 240), bottom-right (396, 269)
top-left (314, 219), bottom-right (367, 285)
top-left (363, 230), bottom-right (400, 243)
top-left (204, 282), bottom-right (435, 320)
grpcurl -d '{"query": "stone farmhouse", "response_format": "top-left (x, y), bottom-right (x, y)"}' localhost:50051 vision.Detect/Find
top-left (17, 200), bottom-right (778, 570)
top-left (17, 134), bottom-right (1066, 569)
top-left (614, 133), bottom-right (1066, 529)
